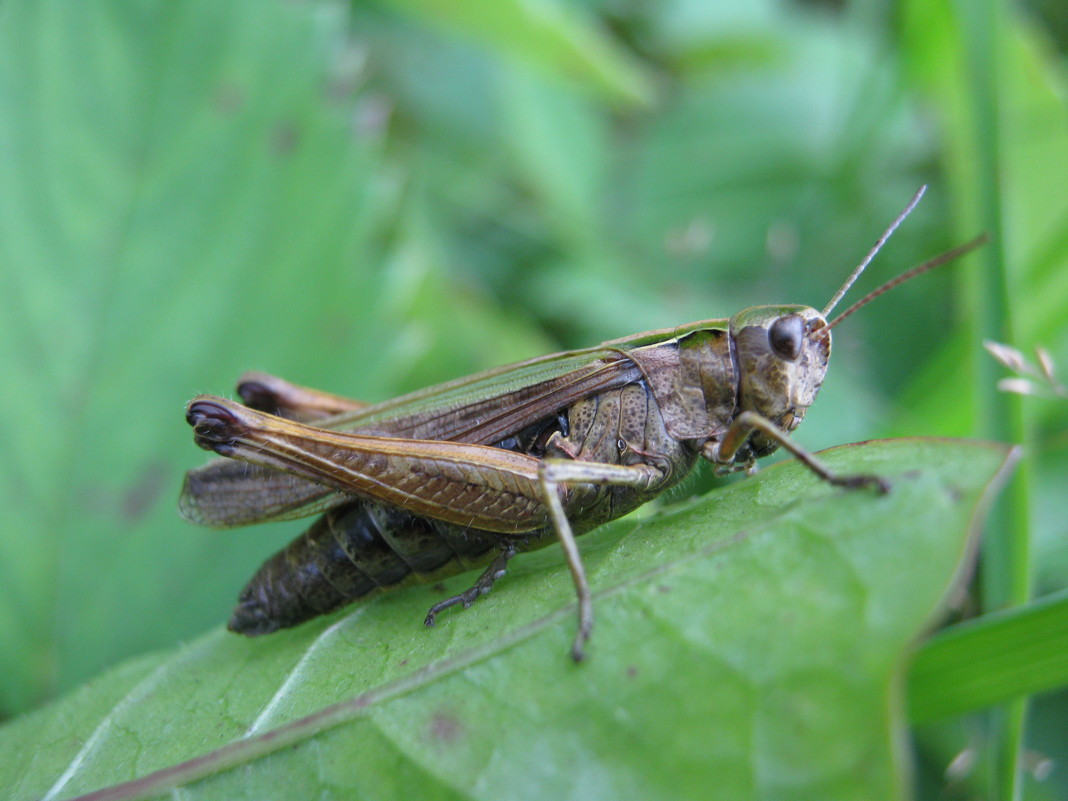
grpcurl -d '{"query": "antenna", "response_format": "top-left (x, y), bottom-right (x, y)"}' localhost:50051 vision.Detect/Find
top-left (822, 185), bottom-right (927, 317)
top-left (825, 233), bottom-right (989, 332)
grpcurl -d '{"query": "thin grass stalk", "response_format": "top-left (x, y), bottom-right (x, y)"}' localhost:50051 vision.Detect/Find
top-left (953, 0), bottom-right (1033, 797)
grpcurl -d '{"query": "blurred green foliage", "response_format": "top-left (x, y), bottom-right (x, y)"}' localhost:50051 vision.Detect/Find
top-left (0, 0), bottom-right (1065, 798)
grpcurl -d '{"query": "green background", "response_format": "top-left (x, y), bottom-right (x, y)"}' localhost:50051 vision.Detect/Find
top-left (0, 0), bottom-right (1065, 798)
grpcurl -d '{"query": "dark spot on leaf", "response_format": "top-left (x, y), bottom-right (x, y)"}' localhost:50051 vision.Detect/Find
top-left (123, 461), bottom-right (171, 522)
top-left (213, 83), bottom-right (244, 115)
top-left (657, 584), bottom-right (671, 594)
top-left (429, 711), bottom-right (463, 743)
top-left (902, 469), bottom-right (922, 481)
top-left (431, 583), bottom-right (448, 593)
top-left (626, 665), bottom-right (638, 679)
top-left (272, 123), bottom-right (300, 155)
top-left (946, 485), bottom-right (964, 503)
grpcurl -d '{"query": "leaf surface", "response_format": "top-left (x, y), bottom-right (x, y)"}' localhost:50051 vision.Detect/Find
top-left (0, 0), bottom-right (391, 714)
top-left (0, 439), bottom-right (1013, 801)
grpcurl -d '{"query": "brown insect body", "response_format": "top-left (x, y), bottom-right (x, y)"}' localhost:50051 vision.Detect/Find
top-left (184, 305), bottom-right (831, 638)
top-left (181, 187), bottom-right (986, 659)
top-left (229, 382), bottom-right (695, 635)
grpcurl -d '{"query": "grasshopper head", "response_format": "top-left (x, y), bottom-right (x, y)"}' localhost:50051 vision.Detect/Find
top-left (728, 305), bottom-right (830, 457)
top-left (720, 187), bottom-right (986, 465)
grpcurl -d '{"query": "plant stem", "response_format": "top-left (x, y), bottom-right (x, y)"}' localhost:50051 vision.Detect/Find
top-left (955, 0), bottom-right (1033, 797)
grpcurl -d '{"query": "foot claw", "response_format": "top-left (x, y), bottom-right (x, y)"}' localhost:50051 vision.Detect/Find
top-left (570, 636), bottom-right (588, 663)
top-left (570, 618), bottom-right (592, 663)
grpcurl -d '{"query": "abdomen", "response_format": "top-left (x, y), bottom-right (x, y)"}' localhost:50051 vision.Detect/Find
top-left (229, 382), bottom-right (696, 635)
top-left (228, 502), bottom-right (506, 634)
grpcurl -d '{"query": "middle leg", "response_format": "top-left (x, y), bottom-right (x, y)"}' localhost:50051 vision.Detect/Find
top-left (424, 543), bottom-right (518, 627)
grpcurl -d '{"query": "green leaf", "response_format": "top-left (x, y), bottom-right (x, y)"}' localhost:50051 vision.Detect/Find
top-left (0, 0), bottom-right (386, 714)
top-left (378, 0), bottom-right (653, 107)
top-left (908, 588), bottom-right (1068, 722)
top-left (499, 63), bottom-right (608, 249)
top-left (0, 439), bottom-right (1013, 801)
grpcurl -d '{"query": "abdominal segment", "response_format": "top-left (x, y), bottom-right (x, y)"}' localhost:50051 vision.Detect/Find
top-left (228, 500), bottom-right (505, 635)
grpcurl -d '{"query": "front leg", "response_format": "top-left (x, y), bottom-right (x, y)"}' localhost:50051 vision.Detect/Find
top-left (705, 410), bottom-right (890, 492)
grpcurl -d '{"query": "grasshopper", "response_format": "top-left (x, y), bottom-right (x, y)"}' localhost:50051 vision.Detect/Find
top-left (181, 187), bottom-right (985, 660)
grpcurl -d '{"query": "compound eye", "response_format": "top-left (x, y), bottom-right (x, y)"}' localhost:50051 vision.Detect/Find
top-left (769, 314), bottom-right (804, 361)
